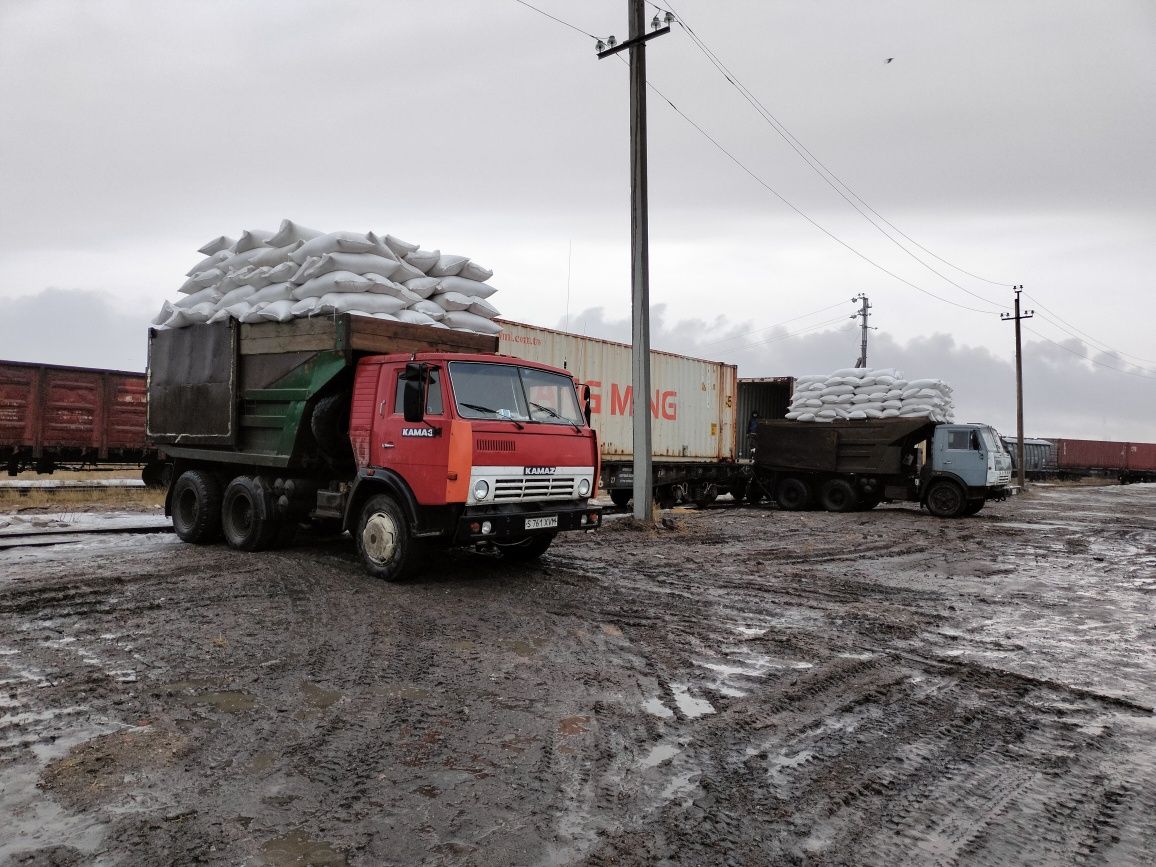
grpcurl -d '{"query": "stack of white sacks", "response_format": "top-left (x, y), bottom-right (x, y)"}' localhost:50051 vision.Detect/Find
top-left (785, 367), bottom-right (955, 423)
top-left (150, 219), bottom-right (502, 335)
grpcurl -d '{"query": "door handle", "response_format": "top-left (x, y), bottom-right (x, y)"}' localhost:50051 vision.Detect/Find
top-left (382, 442), bottom-right (395, 449)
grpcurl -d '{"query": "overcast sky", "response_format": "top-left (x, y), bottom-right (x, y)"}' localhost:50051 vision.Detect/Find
top-left (1, 0), bottom-right (1153, 440)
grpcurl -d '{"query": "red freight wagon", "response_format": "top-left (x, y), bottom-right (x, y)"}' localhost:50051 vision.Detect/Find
top-left (0, 359), bottom-right (159, 475)
top-left (1054, 437), bottom-right (1156, 483)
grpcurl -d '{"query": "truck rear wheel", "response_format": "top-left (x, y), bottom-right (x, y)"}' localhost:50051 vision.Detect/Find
top-left (926, 480), bottom-right (966, 518)
top-left (775, 477), bottom-right (812, 511)
top-left (221, 476), bottom-right (280, 551)
top-left (356, 494), bottom-right (417, 582)
top-left (171, 469), bottom-right (223, 544)
top-left (820, 478), bottom-right (861, 512)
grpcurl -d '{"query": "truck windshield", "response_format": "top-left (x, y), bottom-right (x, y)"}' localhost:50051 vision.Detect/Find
top-left (448, 362), bottom-right (583, 426)
top-left (979, 427), bottom-right (1002, 453)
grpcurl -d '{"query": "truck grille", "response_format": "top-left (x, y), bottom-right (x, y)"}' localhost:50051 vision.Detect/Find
top-left (493, 476), bottom-right (576, 501)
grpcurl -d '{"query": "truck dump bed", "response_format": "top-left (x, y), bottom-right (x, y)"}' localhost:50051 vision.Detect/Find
top-left (754, 418), bottom-right (935, 475)
top-left (148, 315), bottom-right (497, 467)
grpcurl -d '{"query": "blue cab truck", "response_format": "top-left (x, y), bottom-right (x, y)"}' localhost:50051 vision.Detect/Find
top-left (750, 417), bottom-right (1012, 517)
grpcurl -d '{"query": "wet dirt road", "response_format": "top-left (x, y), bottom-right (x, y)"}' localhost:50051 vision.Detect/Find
top-left (2, 484), bottom-right (1154, 866)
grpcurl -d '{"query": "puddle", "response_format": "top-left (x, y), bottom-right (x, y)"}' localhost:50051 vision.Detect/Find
top-left (734, 626), bottom-right (768, 637)
top-left (188, 691), bottom-right (255, 714)
top-left (643, 697), bottom-right (674, 719)
top-left (559, 715), bottom-right (591, 735)
top-left (248, 752), bottom-right (276, 772)
top-left (641, 742), bottom-right (680, 768)
top-left (301, 682), bottom-right (342, 709)
top-left (261, 830), bottom-right (346, 866)
top-left (669, 684), bottom-right (715, 719)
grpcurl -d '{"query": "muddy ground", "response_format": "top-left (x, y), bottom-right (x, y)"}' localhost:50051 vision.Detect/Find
top-left (1, 484), bottom-right (1154, 866)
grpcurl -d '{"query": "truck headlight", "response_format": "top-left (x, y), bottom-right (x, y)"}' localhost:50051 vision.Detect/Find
top-left (577, 479), bottom-right (591, 497)
top-left (473, 479), bottom-right (490, 500)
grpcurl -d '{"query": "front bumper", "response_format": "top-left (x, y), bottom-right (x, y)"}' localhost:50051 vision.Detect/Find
top-left (454, 500), bottom-right (602, 544)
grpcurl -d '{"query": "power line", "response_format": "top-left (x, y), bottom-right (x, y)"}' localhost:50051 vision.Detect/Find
top-left (697, 299), bottom-right (849, 349)
top-left (663, 1), bottom-right (1009, 307)
top-left (510, 0), bottom-right (599, 39)
top-left (732, 314), bottom-right (854, 352)
top-left (1025, 293), bottom-right (1156, 366)
top-left (1024, 325), bottom-right (1155, 380)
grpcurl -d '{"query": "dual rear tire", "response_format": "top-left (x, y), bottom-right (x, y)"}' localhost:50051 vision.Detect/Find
top-left (171, 470), bottom-right (294, 550)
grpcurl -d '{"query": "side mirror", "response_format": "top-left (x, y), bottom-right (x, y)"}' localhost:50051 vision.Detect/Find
top-left (582, 384), bottom-right (592, 426)
top-left (403, 362), bottom-right (425, 423)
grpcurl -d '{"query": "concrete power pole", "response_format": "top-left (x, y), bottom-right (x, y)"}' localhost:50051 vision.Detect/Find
top-left (851, 293), bottom-right (873, 368)
top-left (1001, 285), bottom-right (1033, 490)
top-left (598, 3), bottom-right (670, 519)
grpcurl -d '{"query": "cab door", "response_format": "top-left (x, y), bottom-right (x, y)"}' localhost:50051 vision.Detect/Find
top-left (936, 427), bottom-right (986, 487)
top-left (371, 364), bottom-right (452, 505)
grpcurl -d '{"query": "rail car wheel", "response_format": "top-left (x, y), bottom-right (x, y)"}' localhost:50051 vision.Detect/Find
top-left (356, 494), bottom-right (418, 582)
top-left (171, 469), bottom-right (223, 544)
top-left (655, 486), bottom-right (678, 509)
top-left (925, 480), bottom-right (966, 518)
top-left (692, 484), bottom-right (718, 508)
top-left (820, 478), bottom-right (861, 513)
top-left (775, 477), bottom-right (812, 511)
top-left (497, 533), bottom-right (555, 562)
top-left (221, 476), bottom-right (280, 551)
top-left (609, 489), bottom-right (631, 509)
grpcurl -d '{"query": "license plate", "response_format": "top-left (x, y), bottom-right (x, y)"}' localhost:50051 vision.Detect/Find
top-left (525, 515), bottom-right (558, 530)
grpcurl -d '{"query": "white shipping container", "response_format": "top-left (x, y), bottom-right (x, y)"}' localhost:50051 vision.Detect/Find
top-left (498, 320), bottom-right (738, 462)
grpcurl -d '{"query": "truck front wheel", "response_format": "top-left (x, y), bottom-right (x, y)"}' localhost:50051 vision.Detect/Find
top-left (497, 534), bottom-right (554, 562)
top-left (171, 469), bottom-right (223, 544)
top-left (926, 480), bottom-right (966, 518)
top-left (962, 499), bottom-right (985, 516)
top-left (356, 494), bottom-right (417, 582)
top-left (609, 489), bottom-right (631, 509)
top-left (820, 478), bottom-right (860, 512)
top-left (775, 477), bottom-right (812, 511)
top-left (222, 476), bottom-right (280, 551)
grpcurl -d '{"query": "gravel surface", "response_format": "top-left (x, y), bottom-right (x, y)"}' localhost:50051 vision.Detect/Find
top-left (1, 484), bottom-right (1154, 866)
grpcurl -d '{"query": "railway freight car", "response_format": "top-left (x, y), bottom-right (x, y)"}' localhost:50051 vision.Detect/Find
top-left (1053, 438), bottom-right (1156, 484)
top-left (1000, 436), bottom-right (1057, 480)
top-left (498, 320), bottom-right (793, 507)
top-left (0, 359), bottom-right (164, 480)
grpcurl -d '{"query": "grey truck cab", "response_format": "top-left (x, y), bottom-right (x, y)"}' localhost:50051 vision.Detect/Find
top-left (752, 418), bottom-right (1012, 517)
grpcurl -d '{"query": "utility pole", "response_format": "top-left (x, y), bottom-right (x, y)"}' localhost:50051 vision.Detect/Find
top-left (1001, 285), bottom-right (1033, 490)
top-left (851, 293), bottom-right (873, 368)
top-left (598, 4), bottom-right (670, 520)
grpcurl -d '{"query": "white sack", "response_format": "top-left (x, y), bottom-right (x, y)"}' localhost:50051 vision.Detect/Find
top-left (179, 268), bottom-right (223, 294)
top-left (441, 311), bottom-right (503, 334)
top-left (249, 282), bottom-right (295, 304)
top-left (290, 231), bottom-right (392, 264)
top-left (239, 302), bottom-right (271, 323)
top-left (435, 276), bottom-right (497, 299)
top-left (404, 248), bottom-right (440, 274)
top-left (390, 259), bottom-right (426, 282)
top-left (383, 234), bottom-right (419, 257)
top-left (151, 300), bottom-right (175, 326)
top-left (197, 235), bottom-right (236, 256)
top-left (185, 250), bottom-right (232, 277)
top-left (268, 219), bottom-right (324, 247)
top-left (295, 252), bottom-right (402, 283)
top-left (218, 285), bottom-right (256, 306)
top-left (395, 309), bottom-right (440, 326)
top-left (233, 229), bottom-right (274, 253)
top-left (250, 242), bottom-right (304, 268)
top-left (459, 261), bottom-right (493, 282)
top-left (430, 254), bottom-right (469, 278)
top-left (313, 292), bottom-right (407, 316)
top-left (435, 291), bottom-right (473, 312)
top-left (409, 299), bottom-right (446, 320)
top-left (174, 287), bottom-right (221, 309)
top-left (404, 277), bottom-right (441, 299)
top-left (468, 296), bottom-right (500, 319)
top-left (292, 271), bottom-right (377, 300)
top-left (217, 248), bottom-right (267, 272)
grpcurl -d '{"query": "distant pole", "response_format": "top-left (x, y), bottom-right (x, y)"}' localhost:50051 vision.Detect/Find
top-left (851, 293), bottom-right (872, 368)
top-left (597, 2), bottom-right (670, 519)
top-left (1001, 285), bottom-right (1034, 489)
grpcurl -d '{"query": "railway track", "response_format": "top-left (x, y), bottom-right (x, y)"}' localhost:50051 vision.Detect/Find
top-left (0, 519), bottom-right (172, 550)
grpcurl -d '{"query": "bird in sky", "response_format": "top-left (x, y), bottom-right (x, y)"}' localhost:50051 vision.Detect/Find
top-left (885, 57), bottom-right (894, 63)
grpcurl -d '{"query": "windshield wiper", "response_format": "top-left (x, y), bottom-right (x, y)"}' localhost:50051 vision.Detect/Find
top-left (529, 401), bottom-right (580, 432)
top-left (460, 402), bottom-right (524, 429)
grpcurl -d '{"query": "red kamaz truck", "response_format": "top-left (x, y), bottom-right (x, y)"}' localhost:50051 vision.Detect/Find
top-left (147, 316), bottom-right (602, 580)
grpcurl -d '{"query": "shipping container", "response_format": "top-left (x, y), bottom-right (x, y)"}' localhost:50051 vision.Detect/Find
top-left (736, 377), bottom-right (795, 459)
top-left (498, 320), bottom-right (738, 462)
top-left (0, 359), bottom-right (156, 474)
top-left (1055, 438), bottom-right (1128, 472)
